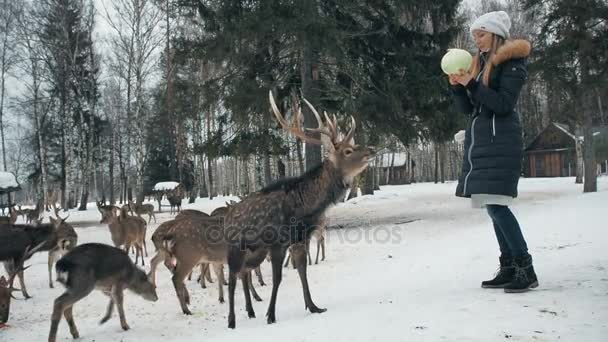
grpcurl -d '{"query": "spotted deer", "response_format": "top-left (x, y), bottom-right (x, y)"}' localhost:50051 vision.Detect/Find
top-left (223, 91), bottom-right (375, 328)
top-left (159, 215), bottom-right (266, 314)
top-left (48, 243), bottom-right (158, 342)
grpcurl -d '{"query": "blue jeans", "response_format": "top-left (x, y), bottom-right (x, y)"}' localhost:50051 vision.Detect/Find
top-left (486, 205), bottom-right (529, 258)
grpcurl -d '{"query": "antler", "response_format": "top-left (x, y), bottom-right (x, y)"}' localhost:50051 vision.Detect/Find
top-left (269, 90), bottom-right (357, 147)
top-left (52, 203), bottom-right (69, 223)
top-left (269, 91), bottom-right (324, 146)
top-left (5, 242), bottom-right (46, 297)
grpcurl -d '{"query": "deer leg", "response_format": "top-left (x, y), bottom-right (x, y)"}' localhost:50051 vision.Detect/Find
top-left (266, 246), bottom-right (287, 324)
top-left (63, 306), bottom-right (79, 339)
top-left (139, 244), bottom-right (145, 266)
top-left (205, 263), bottom-right (214, 283)
top-left (283, 251), bottom-right (290, 268)
top-left (16, 268), bottom-right (30, 299)
top-left (212, 263), bottom-right (224, 303)
top-left (249, 270), bottom-right (263, 302)
top-left (227, 248), bottom-right (244, 329)
top-left (48, 250), bottom-right (61, 289)
top-left (315, 238), bottom-right (321, 265)
top-left (321, 237), bottom-right (325, 261)
top-left (241, 271), bottom-right (255, 318)
top-left (112, 286), bottom-right (130, 331)
top-left (171, 260), bottom-right (196, 315)
top-left (307, 239), bottom-right (312, 266)
top-left (48, 276), bottom-right (94, 342)
top-left (291, 243), bottom-right (326, 314)
top-left (100, 288), bottom-right (115, 324)
top-left (147, 251), bottom-right (165, 287)
top-left (255, 265), bottom-right (265, 286)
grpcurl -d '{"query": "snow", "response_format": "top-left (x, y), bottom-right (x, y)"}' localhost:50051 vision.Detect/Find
top-left (2, 177), bottom-right (607, 341)
top-left (153, 182), bottom-right (181, 191)
top-left (0, 171), bottom-right (19, 190)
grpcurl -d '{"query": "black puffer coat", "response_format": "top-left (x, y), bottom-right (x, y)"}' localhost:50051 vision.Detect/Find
top-left (451, 39), bottom-right (531, 198)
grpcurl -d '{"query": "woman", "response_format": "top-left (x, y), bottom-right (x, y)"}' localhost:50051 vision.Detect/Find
top-left (449, 11), bottom-right (537, 293)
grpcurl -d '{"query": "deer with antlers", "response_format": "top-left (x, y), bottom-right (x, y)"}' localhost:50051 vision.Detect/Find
top-left (0, 243), bottom-right (46, 325)
top-left (222, 91), bottom-right (375, 328)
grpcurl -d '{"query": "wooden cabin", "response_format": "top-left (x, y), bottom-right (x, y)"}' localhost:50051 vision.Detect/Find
top-left (525, 123), bottom-right (608, 177)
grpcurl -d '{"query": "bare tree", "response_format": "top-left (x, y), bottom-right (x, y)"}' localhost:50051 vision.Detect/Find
top-left (15, 1), bottom-right (50, 206)
top-left (0, 0), bottom-right (21, 172)
top-left (104, 0), bottom-right (162, 202)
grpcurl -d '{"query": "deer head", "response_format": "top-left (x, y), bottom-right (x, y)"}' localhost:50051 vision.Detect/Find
top-left (269, 91), bottom-right (375, 183)
top-left (100, 206), bottom-right (118, 224)
top-left (0, 274), bottom-right (19, 324)
top-left (0, 242), bottom-right (45, 324)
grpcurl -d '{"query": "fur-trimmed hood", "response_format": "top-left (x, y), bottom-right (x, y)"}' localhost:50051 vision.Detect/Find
top-left (491, 39), bottom-right (531, 65)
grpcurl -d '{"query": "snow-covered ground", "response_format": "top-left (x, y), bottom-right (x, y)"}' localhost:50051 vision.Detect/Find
top-left (1, 177), bottom-right (607, 341)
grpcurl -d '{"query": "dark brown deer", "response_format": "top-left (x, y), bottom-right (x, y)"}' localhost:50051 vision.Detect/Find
top-left (0, 243), bottom-right (45, 325)
top-left (99, 206), bottom-right (147, 266)
top-left (48, 243), bottom-right (158, 342)
top-left (1, 220), bottom-right (64, 298)
top-left (224, 91), bottom-right (374, 328)
top-left (167, 194), bottom-right (182, 214)
top-left (128, 200), bottom-right (156, 223)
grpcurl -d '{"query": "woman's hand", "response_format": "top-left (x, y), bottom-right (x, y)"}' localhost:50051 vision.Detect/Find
top-left (448, 74), bottom-right (460, 85)
top-left (449, 69), bottom-right (474, 86)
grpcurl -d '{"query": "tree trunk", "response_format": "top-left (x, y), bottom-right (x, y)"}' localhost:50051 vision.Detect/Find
top-left (301, 38), bottom-right (321, 171)
top-left (109, 128), bottom-right (115, 204)
top-left (295, 139), bottom-right (304, 175)
top-left (575, 125), bottom-right (584, 184)
top-left (433, 142), bottom-right (439, 184)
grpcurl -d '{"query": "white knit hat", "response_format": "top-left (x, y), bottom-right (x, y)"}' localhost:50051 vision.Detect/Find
top-left (470, 11), bottom-right (511, 39)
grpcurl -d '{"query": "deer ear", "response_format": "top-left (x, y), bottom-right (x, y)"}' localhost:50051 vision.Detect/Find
top-left (0, 276), bottom-right (7, 287)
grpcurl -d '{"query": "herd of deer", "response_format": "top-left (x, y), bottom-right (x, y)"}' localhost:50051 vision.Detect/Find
top-left (0, 91), bottom-right (375, 341)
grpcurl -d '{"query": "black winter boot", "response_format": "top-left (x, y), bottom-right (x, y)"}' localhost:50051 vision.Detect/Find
top-left (481, 256), bottom-right (515, 288)
top-left (504, 254), bottom-right (538, 293)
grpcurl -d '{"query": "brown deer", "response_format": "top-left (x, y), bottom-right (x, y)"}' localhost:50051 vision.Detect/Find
top-left (161, 215), bottom-right (267, 314)
top-left (224, 91), bottom-right (374, 328)
top-left (48, 243), bottom-right (158, 342)
top-left (99, 206), bottom-right (147, 266)
top-left (128, 200), bottom-right (156, 223)
top-left (96, 201), bottom-right (119, 220)
top-left (46, 206), bottom-right (78, 288)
